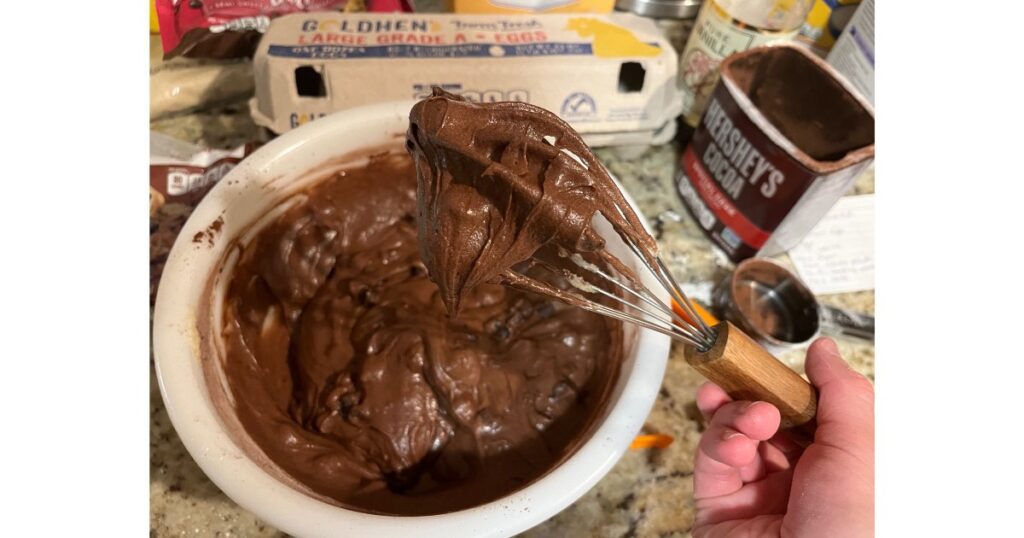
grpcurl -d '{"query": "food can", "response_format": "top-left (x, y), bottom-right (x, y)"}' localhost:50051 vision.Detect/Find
top-left (676, 43), bottom-right (874, 262)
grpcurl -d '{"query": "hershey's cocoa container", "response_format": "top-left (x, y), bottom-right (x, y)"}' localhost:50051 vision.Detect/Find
top-left (676, 43), bottom-right (874, 263)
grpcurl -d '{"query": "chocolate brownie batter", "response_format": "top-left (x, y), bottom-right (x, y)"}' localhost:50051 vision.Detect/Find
top-left (217, 152), bottom-right (621, 515)
top-left (406, 89), bottom-right (660, 316)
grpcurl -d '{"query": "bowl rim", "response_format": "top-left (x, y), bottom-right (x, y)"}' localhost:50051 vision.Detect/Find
top-left (152, 100), bottom-right (670, 538)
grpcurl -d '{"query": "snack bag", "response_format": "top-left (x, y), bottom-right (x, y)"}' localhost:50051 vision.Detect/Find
top-left (154, 0), bottom-right (412, 59)
top-left (150, 132), bottom-right (257, 303)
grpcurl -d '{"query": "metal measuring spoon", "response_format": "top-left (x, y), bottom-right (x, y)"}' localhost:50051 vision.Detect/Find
top-left (712, 258), bottom-right (874, 351)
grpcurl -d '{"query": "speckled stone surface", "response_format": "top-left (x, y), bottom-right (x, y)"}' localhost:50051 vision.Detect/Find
top-left (151, 106), bottom-right (874, 538)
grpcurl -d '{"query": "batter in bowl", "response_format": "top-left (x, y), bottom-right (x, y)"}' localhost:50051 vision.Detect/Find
top-left (216, 152), bottom-right (622, 515)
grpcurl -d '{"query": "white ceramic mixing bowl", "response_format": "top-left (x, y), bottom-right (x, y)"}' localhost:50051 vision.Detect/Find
top-left (152, 100), bottom-right (670, 538)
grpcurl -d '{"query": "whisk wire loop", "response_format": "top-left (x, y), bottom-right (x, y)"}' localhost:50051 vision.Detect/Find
top-left (528, 240), bottom-right (717, 352)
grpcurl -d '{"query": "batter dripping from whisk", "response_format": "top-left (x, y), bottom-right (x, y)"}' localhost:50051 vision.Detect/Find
top-left (406, 88), bottom-right (661, 316)
top-left (407, 88), bottom-right (718, 352)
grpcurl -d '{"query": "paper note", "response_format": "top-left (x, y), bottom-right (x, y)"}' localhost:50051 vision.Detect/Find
top-left (789, 194), bottom-right (874, 295)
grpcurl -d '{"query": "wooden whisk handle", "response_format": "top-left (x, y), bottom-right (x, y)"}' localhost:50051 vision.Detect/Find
top-left (685, 322), bottom-right (818, 431)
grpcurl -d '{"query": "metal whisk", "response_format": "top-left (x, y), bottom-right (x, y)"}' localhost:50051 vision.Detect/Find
top-left (518, 225), bottom-right (820, 433)
top-left (551, 241), bottom-right (716, 352)
top-left (515, 243), bottom-right (715, 353)
top-left (408, 90), bottom-right (818, 433)
top-left (481, 146), bottom-right (717, 352)
top-left (499, 152), bottom-right (819, 434)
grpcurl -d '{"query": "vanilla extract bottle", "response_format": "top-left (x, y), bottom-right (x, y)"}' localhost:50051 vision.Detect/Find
top-left (678, 0), bottom-right (813, 127)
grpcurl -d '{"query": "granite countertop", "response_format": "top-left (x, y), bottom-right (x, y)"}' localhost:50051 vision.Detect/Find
top-left (150, 70), bottom-right (874, 538)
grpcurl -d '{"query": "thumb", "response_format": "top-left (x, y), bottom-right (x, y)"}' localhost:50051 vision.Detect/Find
top-left (805, 337), bottom-right (874, 459)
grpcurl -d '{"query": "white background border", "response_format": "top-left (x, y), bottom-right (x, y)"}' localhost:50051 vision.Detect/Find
top-left (4, 1), bottom-right (1024, 535)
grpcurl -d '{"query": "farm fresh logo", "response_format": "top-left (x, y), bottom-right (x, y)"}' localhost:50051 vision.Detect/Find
top-left (301, 18), bottom-right (435, 33)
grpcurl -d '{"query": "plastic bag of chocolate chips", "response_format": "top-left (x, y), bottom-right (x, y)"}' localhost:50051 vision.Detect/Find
top-left (149, 133), bottom-right (257, 304)
top-left (676, 44), bottom-right (874, 263)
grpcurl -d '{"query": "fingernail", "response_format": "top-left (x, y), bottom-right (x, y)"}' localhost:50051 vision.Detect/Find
top-left (722, 430), bottom-right (743, 441)
top-left (742, 401), bottom-right (761, 413)
top-left (812, 337), bottom-right (839, 357)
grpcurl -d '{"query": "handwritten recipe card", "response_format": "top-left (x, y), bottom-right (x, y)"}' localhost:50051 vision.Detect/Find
top-left (789, 194), bottom-right (875, 295)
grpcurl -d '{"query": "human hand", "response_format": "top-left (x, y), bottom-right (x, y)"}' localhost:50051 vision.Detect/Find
top-left (692, 337), bottom-right (874, 537)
